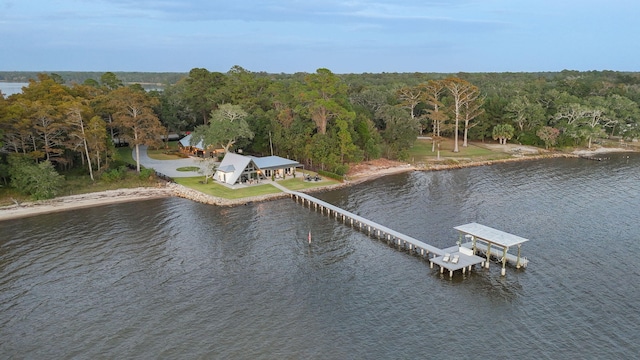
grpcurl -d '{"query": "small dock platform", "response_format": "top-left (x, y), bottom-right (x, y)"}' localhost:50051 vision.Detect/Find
top-left (430, 245), bottom-right (485, 278)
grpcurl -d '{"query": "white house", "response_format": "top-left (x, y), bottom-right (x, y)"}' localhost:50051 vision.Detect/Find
top-left (214, 152), bottom-right (301, 185)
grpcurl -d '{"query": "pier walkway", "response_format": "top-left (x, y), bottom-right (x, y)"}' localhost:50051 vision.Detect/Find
top-left (287, 189), bottom-right (443, 257)
top-left (271, 182), bottom-right (528, 278)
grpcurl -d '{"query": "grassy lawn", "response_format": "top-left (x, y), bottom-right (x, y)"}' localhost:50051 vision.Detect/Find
top-left (58, 173), bottom-right (159, 197)
top-left (115, 146), bottom-right (135, 165)
top-left (279, 176), bottom-right (340, 190)
top-left (174, 177), bottom-right (282, 199)
top-left (409, 138), bottom-right (511, 164)
top-left (147, 141), bottom-right (186, 160)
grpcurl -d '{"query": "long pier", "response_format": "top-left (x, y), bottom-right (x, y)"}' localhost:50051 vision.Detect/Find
top-left (288, 190), bottom-right (443, 258)
top-left (275, 183), bottom-right (528, 278)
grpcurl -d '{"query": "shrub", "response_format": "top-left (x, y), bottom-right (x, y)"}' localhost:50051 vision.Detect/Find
top-left (101, 166), bottom-right (126, 182)
top-left (317, 169), bottom-right (344, 181)
top-left (442, 158), bottom-right (460, 166)
top-left (139, 168), bottom-right (155, 180)
top-left (8, 156), bottom-right (64, 200)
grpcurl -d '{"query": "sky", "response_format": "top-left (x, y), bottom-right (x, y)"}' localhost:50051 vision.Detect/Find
top-left (1, 0), bottom-right (639, 74)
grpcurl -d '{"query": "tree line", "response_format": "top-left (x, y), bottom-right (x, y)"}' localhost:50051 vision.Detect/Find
top-left (2, 67), bottom-right (640, 199)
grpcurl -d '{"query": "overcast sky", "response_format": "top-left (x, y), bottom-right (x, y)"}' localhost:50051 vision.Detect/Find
top-left (1, 0), bottom-right (638, 74)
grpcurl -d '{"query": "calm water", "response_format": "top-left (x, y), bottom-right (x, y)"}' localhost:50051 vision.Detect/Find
top-left (1, 154), bottom-right (639, 358)
top-left (0, 82), bottom-right (29, 96)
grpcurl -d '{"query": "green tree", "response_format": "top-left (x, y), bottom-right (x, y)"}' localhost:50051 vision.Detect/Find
top-left (298, 68), bottom-right (352, 135)
top-left (349, 87), bottom-right (391, 120)
top-left (605, 94), bottom-right (640, 138)
top-left (8, 155), bottom-right (64, 200)
top-left (505, 95), bottom-right (545, 134)
top-left (353, 113), bottom-right (382, 161)
top-left (335, 117), bottom-right (359, 163)
top-left (197, 158), bottom-right (218, 184)
top-left (191, 104), bottom-right (254, 153)
top-left (100, 72), bottom-right (123, 90)
top-left (156, 81), bottom-right (195, 138)
top-left (376, 105), bottom-right (420, 159)
top-left (183, 68), bottom-right (227, 125)
top-left (19, 74), bottom-right (73, 163)
top-left (492, 124), bottom-right (515, 144)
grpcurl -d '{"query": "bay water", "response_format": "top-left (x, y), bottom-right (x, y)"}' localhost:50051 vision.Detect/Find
top-left (1, 154), bottom-right (639, 358)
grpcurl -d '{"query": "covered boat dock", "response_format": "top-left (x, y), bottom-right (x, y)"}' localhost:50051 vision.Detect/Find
top-left (454, 222), bottom-right (529, 276)
top-left (286, 186), bottom-right (529, 279)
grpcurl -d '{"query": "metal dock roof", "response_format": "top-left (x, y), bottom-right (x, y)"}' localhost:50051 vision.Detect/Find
top-left (454, 222), bottom-right (529, 248)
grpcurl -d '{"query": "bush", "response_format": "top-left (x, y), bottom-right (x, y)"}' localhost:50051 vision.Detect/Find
top-left (139, 168), bottom-right (155, 180)
top-left (101, 166), bottom-right (126, 182)
top-left (8, 156), bottom-right (64, 200)
top-left (442, 158), bottom-right (460, 166)
top-left (317, 169), bottom-right (345, 181)
top-left (516, 131), bottom-right (543, 146)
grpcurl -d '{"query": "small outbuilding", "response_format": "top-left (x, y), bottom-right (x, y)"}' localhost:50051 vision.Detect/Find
top-left (178, 134), bottom-right (224, 158)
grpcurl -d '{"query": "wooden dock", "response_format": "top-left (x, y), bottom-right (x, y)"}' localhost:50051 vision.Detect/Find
top-left (289, 190), bottom-right (443, 258)
top-left (278, 184), bottom-right (529, 278)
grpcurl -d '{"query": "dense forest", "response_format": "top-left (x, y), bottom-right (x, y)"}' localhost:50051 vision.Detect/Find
top-left (1, 67), bottom-right (640, 199)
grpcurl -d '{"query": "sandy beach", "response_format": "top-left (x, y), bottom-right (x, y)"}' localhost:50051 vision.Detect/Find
top-left (0, 187), bottom-right (174, 222)
top-left (0, 146), bottom-right (633, 222)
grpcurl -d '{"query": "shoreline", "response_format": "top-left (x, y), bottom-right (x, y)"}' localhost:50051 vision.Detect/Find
top-left (0, 147), bottom-right (633, 222)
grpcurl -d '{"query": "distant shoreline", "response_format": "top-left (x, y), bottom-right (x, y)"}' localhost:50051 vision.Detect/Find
top-left (0, 147), bottom-right (633, 222)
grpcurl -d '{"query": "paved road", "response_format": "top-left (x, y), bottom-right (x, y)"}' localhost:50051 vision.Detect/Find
top-left (135, 145), bottom-right (205, 178)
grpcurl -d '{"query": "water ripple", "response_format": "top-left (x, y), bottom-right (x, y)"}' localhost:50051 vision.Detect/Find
top-left (2, 155), bottom-right (640, 358)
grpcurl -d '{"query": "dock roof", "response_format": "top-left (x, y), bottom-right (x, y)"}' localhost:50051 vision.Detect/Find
top-left (454, 222), bottom-right (528, 248)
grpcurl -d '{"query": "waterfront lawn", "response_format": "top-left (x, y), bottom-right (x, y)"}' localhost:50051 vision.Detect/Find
top-left (59, 173), bottom-right (159, 197)
top-left (174, 177), bottom-right (282, 199)
top-left (409, 138), bottom-right (510, 163)
top-left (279, 176), bottom-right (340, 190)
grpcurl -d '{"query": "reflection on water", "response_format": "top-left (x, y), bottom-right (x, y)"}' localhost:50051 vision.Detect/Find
top-left (1, 153), bottom-right (640, 358)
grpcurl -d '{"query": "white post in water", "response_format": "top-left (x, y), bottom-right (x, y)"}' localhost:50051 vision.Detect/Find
top-left (501, 247), bottom-right (508, 276)
top-left (485, 243), bottom-right (491, 269)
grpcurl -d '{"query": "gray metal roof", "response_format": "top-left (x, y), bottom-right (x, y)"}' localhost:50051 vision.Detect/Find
top-left (214, 153), bottom-right (252, 185)
top-left (179, 134), bottom-right (205, 150)
top-left (251, 156), bottom-right (300, 170)
top-left (218, 165), bottom-right (235, 172)
top-left (454, 222), bottom-right (529, 248)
